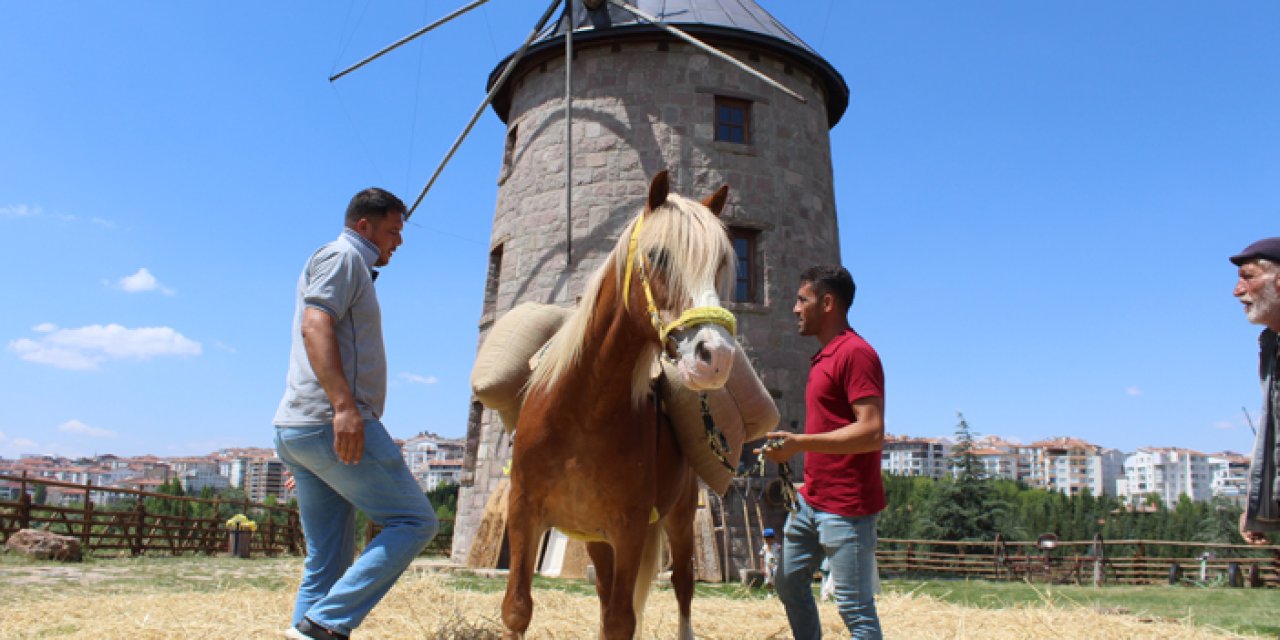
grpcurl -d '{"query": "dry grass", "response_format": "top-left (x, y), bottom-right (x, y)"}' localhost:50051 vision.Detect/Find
top-left (0, 558), bottom-right (1262, 639)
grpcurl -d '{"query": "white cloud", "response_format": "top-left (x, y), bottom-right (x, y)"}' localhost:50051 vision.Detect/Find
top-left (1213, 421), bottom-right (1237, 431)
top-left (401, 373), bottom-right (439, 385)
top-left (0, 204), bottom-right (41, 218)
top-left (57, 419), bottom-right (116, 438)
top-left (1125, 387), bottom-right (1142, 396)
top-left (8, 323), bottom-right (202, 371)
top-left (214, 341), bottom-right (238, 354)
top-left (32, 322), bottom-right (56, 333)
top-left (12, 438), bottom-right (36, 448)
top-left (1, 204), bottom-right (114, 228)
top-left (115, 268), bottom-right (175, 295)
top-left (9, 338), bottom-right (103, 370)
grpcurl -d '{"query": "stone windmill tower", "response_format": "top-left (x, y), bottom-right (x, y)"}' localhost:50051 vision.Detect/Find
top-left (452, 0), bottom-right (850, 563)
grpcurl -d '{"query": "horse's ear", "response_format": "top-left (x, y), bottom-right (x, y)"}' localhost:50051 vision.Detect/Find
top-left (647, 170), bottom-right (670, 213)
top-left (703, 184), bottom-right (730, 217)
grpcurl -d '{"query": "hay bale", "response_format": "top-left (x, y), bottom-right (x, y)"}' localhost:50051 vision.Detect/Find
top-left (662, 345), bottom-right (779, 495)
top-left (470, 303), bottom-right (571, 432)
top-left (5, 528), bottom-right (82, 562)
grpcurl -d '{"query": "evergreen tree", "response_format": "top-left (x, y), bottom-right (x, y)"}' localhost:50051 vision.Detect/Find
top-left (914, 413), bottom-right (1010, 542)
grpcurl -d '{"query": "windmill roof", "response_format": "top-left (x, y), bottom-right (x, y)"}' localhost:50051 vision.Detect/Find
top-left (489, 0), bottom-right (848, 126)
top-left (550, 0), bottom-right (818, 54)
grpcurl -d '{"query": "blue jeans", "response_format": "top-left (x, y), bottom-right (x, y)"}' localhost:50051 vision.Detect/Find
top-left (775, 494), bottom-right (881, 639)
top-left (275, 421), bottom-right (437, 636)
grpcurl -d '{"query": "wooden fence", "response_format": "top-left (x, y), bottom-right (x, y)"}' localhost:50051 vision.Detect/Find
top-left (878, 535), bottom-right (1280, 587)
top-left (1, 473), bottom-right (456, 559)
top-left (0, 473), bottom-right (301, 557)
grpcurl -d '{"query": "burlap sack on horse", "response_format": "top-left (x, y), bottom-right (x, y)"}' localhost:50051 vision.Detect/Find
top-left (470, 301), bottom-right (778, 496)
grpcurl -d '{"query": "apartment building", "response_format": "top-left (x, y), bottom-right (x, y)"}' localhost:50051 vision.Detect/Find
top-left (244, 457), bottom-right (287, 503)
top-left (403, 432), bottom-right (467, 491)
top-left (969, 447), bottom-right (1020, 480)
top-left (1026, 437), bottom-right (1124, 497)
top-left (881, 435), bottom-right (949, 478)
top-left (1118, 447), bottom-right (1212, 507)
top-left (1207, 452), bottom-right (1249, 506)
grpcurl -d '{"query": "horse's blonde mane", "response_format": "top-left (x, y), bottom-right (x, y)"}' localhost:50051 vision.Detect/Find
top-left (527, 192), bottom-right (734, 401)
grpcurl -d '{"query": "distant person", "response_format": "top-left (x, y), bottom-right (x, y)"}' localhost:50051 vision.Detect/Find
top-left (762, 265), bottom-right (885, 639)
top-left (274, 188), bottom-right (437, 640)
top-left (1231, 238), bottom-right (1280, 546)
top-left (760, 527), bottom-right (781, 589)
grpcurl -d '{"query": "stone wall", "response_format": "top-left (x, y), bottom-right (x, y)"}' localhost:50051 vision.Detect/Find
top-left (452, 37), bottom-right (842, 564)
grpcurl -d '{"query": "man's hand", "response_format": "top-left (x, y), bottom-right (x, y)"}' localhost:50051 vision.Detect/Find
top-left (334, 408), bottom-right (365, 465)
top-left (1240, 512), bottom-right (1271, 545)
top-left (758, 431), bottom-right (800, 463)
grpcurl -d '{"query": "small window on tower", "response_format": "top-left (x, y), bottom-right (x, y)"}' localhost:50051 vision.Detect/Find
top-left (715, 97), bottom-right (751, 144)
top-left (500, 125), bottom-right (519, 181)
top-left (484, 244), bottom-right (503, 316)
top-left (729, 227), bottom-right (759, 303)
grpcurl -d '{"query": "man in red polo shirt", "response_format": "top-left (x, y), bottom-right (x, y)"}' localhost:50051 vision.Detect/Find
top-left (763, 265), bottom-right (885, 639)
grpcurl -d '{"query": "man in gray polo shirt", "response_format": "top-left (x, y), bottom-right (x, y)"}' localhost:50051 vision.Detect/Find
top-left (275, 187), bottom-right (436, 640)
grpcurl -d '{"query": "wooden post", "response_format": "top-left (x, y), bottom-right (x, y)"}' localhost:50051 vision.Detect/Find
top-left (132, 501), bottom-right (146, 556)
top-left (17, 474), bottom-right (32, 531)
top-left (289, 510), bottom-right (303, 555)
top-left (740, 490), bottom-right (756, 572)
top-left (993, 533), bottom-right (1005, 580)
top-left (1092, 533), bottom-right (1105, 587)
top-left (716, 491), bottom-right (731, 582)
top-left (82, 480), bottom-right (94, 551)
top-left (266, 518), bottom-right (276, 557)
top-left (906, 541), bottom-right (915, 573)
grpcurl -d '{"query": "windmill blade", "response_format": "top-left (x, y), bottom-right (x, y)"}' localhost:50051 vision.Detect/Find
top-left (563, 5), bottom-right (574, 264)
top-left (330, 0), bottom-right (493, 83)
top-left (406, 0), bottom-right (564, 218)
top-left (606, 0), bottom-right (806, 104)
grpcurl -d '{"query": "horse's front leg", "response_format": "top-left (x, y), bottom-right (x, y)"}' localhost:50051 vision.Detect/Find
top-left (586, 541), bottom-right (616, 612)
top-left (662, 476), bottom-right (699, 640)
top-left (598, 525), bottom-right (647, 640)
top-left (501, 486), bottom-right (542, 639)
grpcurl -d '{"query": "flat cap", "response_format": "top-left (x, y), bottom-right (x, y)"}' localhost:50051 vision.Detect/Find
top-left (1230, 237), bottom-right (1280, 266)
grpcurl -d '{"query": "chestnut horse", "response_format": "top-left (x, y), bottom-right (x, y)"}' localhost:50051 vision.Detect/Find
top-left (501, 171), bottom-right (738, 639)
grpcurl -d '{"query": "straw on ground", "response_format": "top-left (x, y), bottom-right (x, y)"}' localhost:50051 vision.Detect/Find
top-left (0, 557), bottom-right (1263, 639)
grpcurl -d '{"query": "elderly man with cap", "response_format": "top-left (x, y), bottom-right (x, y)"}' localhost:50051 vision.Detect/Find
top-left (1231, 237), bottom-right (1280, 545)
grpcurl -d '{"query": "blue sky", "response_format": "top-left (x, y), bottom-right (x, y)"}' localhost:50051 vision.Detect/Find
top-left (1, 1), bottom-right (1276, 459)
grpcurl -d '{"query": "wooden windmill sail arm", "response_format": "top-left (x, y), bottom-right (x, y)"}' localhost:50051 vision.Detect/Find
top-left (329, 0), bottom-right (494, 83)
top-left (407, 0), bottom-right (565, 218)
top-left (605, 0), bottom-right (807, 104)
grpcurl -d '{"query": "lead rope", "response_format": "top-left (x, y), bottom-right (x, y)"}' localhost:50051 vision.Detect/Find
top-left (759, 438), bottom-right (800, 513)
top-left (696, 386), bottom-right (799, 514)
top-left (700, 392), bottom-right (735, 472)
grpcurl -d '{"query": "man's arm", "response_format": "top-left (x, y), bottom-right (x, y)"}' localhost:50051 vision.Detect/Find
top-left (761, 396), bottom-right (884, 462)
top-left (301, 307), bottom-right (364, 465)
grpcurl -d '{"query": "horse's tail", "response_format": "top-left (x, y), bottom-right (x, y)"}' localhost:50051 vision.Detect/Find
top-left (632, 522), bottom-right (665, 636)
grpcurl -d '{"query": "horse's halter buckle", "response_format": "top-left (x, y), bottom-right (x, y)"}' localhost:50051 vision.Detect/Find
top-left (621, 215), bottom-right (737, 360)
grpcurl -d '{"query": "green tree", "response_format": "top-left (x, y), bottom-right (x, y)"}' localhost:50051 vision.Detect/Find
top-left (913, 413), bottom-right (1010, 542)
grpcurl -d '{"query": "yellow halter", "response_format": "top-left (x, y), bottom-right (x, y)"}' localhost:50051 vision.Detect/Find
top-left (621, 215), bottom-right (737, 348)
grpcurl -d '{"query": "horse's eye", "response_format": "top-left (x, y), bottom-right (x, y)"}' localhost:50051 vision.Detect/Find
top-left (648, 249), bottom-right (672, 272)
top-left (645, 248), bottom-right (675, 271)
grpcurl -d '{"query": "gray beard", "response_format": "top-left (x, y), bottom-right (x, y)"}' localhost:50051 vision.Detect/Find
top-left (1247, 283), bottom-right (1280, 326)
